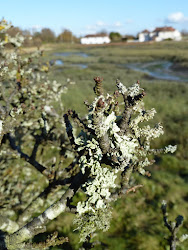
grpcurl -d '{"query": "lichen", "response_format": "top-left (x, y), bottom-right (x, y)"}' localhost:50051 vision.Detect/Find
top-left (71, 79), bottom-right (177, 241)
top-left (74, 206), bottom-right (112, 242)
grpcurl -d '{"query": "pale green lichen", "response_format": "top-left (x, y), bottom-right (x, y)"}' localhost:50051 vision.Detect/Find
top-left (179, 234), bottom-right (188, 243)
top-left (116, 80), bottom-right (127, 94)
top-left (73, 80), bottom-right (177, 241)
top-left (74, 206), bottom-right (112, 242)
top-left (164, 145), bottom-right (177, 153)
top-left (128, 82), bottom-right (144, 97)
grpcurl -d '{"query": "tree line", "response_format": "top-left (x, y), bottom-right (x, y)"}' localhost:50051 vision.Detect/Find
top-left (0, 25), bottom-right (80, 47)
top-left (0, 24), bottom-right (139, 48)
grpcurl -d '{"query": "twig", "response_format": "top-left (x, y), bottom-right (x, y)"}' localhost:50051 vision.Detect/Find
top-left (126, 184), bottom-right (143, 194)
top-left (161, 201), bottom-right (187, 250)
top-left (7, 133), bottom-right (48, 175)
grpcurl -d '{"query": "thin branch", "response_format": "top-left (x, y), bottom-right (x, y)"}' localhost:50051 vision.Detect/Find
top-left (161, 201), bottom-right (186, 250)
top-left (7, 133), bottom-right (47, 175)
top-left (68, 110), bottom-right (94, 135)
top-left (63, 113), bottom-right (77, 150)
top-left (126, 184), bottom-right (143, 194)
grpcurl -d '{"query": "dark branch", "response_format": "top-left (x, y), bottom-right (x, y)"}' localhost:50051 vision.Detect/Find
top-left (63, 113), bottom-right (77, 150)
top-left (68, 110), bottom-right (95, 135)
top-left (7, 133), bottom-right (47, 174)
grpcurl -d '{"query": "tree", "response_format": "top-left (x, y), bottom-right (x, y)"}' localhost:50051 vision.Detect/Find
top-left (122, 35), bottom-right (136, 42)
top-left (40, 28), bottom-right (56, 43)
top-left (181, 29), bottom-right (188, 40)
top-left (6, 26), bottom-right (21, 37)
top-left (57, 29), bottom-right (79, 43)
top-left (0, 19), bottom-right (181, 249)
top-left (0, 20), bottom-right (69, 248)
top-left (109, 31), bottom-right (122, 42)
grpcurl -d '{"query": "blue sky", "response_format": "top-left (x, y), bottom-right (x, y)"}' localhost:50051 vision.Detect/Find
top-left (1, 0), bottom-right (188, 36)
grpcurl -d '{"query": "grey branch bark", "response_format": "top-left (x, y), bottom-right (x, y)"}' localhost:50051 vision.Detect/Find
top-left (2, 169), bottom-right (89, 250)
top-left (17, 177), bottom-right (72, 226)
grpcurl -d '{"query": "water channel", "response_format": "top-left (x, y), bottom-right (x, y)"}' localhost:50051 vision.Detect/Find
top-left (125, 61), bottom-right (188, 82)
top-left (52, 52), bottom-right (188, 81)
top-left (52, 52), bottom-right (88, 69)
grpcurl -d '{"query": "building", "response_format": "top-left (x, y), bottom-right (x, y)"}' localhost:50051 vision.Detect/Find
top-left (138, 29), bottom-right (150, 42)
top-left (138, 27), bottom-right (182, 42)
top-left (152, 27), bottom-right (182, 42)
top-left (81, 34), bottom-right (111, 45)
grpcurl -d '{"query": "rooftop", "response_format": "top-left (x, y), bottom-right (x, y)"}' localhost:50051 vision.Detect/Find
top-left (153, 26), bottom-right (176, 32)
top-left (83, 34), bottom-right (109, 38)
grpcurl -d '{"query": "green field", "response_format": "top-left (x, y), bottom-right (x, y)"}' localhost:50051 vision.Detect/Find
top-left (40, 41), bottom-right (188, 250)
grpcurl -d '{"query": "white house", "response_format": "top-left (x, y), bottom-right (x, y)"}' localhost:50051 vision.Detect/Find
top-left (81, 34), bottom-right (111, 45)
top-left (138, 27), bottom-right (182, 42)
top-left (138, 29), bottom-right (150, 42)
top-left (152, 27), bottom-right (182, 42)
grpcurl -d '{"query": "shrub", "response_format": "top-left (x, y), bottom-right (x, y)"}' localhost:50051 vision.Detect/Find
top-left (0, 20), bottom-right (179, 249)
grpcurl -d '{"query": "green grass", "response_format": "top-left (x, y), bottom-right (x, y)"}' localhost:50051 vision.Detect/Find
top-left (40, 41), bottom-right (188, 249)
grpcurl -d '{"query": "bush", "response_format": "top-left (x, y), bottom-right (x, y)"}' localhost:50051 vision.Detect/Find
top-left (0, 20), bottom-right (184, 250)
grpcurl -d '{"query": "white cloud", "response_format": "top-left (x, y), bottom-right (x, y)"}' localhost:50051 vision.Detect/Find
top-left (83, 20), bottom-right (131, 36)
top-left (85, 21), bottom-right (122, 34)
top-left (114, 21), bottom-right (122, 27)
top-left (167, 12), bottom-right (188, 23)
top-left (95, 21), bottom-right (123, 28)
top-left (85, 21), bottom-right (108, 33)
top-left (96, 21), bottom-right (107, 27)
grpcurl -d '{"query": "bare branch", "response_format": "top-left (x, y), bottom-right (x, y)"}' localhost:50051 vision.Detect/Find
top-left (7, 133), bottom-right (48, 175)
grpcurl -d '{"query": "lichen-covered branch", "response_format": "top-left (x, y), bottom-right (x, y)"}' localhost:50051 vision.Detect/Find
top-left (0, 19), bottom-right (73, 249)
top-left (26, 231), bottom-right (69, 249)
top-left (161, 200), bottom-right (188, 250)
top-left (3, 169), bottom-right (89, 249)
top-left (0, 216), bottom-right (19, 234)
top-left (17, 176), bottom-right (72, 226)
top-left (65, 77), bottom-right (177, 242)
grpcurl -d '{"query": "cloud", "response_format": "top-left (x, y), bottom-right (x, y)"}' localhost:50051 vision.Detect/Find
top-left (85, 21), bottom-right (108, 33)
top-left (95, 21), bottom-right (123, 28)
top-left (166, 12), bottom-right (188, 23)
top-left (114, 21), bottom-right (122, 27)
top-left (96, 21), bottom-right (107, 27)
top-left (85, 21), bottom-right (123, 34)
